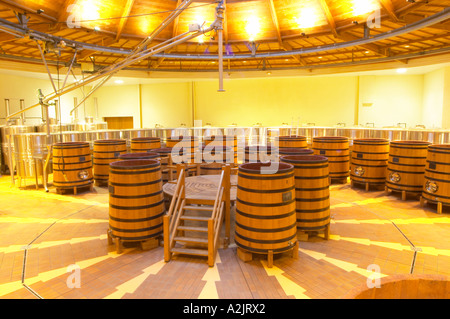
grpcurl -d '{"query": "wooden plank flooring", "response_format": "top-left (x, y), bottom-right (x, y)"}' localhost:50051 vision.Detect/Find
top-left (0, 174), bottom-right (449, 299)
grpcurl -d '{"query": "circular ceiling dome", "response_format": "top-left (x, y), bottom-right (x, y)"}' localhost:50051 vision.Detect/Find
top-left (0, 0), bottom-right (448, 72)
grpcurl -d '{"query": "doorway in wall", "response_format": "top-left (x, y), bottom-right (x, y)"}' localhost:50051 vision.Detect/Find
top-left (104, 117), bottom-right (134, 129)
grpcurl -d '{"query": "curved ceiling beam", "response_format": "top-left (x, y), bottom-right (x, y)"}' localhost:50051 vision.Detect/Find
top-left (0, 7), bottom-right (448, 61)
top-left (158, 7), bottom-right (450, 60)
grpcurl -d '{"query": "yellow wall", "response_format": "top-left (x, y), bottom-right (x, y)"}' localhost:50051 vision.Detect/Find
top-left (93, 84), bottom-right (140, 128)
top-left (140, 82), bottom-right (192, 128)
top-left (4, 65), bottom-right (445, 130)
top-left (422, 69), bottom-right (445, 129)
top-left (358, 74), bottom-right (424, 128)
top-left (442, 67), bottom-right (450, 129)
top-left (193, 76), bottom-right (357, 127)
top-left (0, 72), bottom-right (91, 125)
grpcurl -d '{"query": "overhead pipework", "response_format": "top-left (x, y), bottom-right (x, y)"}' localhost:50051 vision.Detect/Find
top-left (5, 0), bottom-right (228, 122)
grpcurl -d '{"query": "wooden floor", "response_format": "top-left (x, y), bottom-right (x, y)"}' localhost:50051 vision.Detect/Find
top-left (0, 173), bottom-right (449, 299)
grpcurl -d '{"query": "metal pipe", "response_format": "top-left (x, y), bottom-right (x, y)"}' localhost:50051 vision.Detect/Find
top-left (4, 99), bottom-right (10, 121)
top-left (0, 7), bottom-right (448, 62)
top-left (36, 41), bottom-right (58, 94)
top-left (54, 99), bottom-right (59, 124)
top-left (19, 99), bottom-right (25, 124)
top-left (13, 0), bottom-right (201, 120)
top-left (20, 25), bottom-right (215, 121)
top-left (216, 1), bottom-right (225, 92)
top-left (61, 50), bottom-right (77, 90)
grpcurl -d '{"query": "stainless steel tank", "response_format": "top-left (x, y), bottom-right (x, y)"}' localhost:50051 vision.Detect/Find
top-left (408, 129), bottom-right (429, 142)
top-left (150, 128), bottom-right (170, 144)
top-left (93, 129), bottom-right (121, 140)
top-left (389, 128), bottom-right (409, 141)
top-left (1, 125), bottom-right (36, 171)
top-left (13, 132), bottom-right (53, 178)
top-left (86, 122), bottom-right (107, 131)
top-left (37, 124), bottom-right (70, 133)
top-left (171, 127), bottom-right (192, 138)
top-left (324, 127), bottom-right (337, 137)
top-left (298, 127), bottom-right (315, 145)
top-left (441, 130), bottom-right (450, 144)
top-left (371, 128), bottom-right (391, 140)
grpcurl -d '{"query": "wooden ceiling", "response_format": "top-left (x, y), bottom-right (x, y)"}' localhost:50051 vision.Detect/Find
top-left (0, 0), bottom-right (449, 72)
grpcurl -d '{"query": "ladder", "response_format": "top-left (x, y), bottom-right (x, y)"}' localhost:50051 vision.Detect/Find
top-left (163, 164), bottom-right (231, 267)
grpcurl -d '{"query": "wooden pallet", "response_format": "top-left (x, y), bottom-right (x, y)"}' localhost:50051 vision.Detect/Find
top-left (420, 196), bottom-right (448, 214)
top-left (236, 241), bottom-right (299, 268)
top-left (385, 186), bottom-right (421, 201)
top-left (55, 183), bottom-right (93, 195)
top-left (297, 225), bottom-right (330, 242)
top-left (351, 180), bottom-right (385, 191)
top-left (94, 179), bottom-right (108, 187)
top-left (107, 229), bottom-right (160, 254)
top-left (330, 176), bottom-right (349, 184)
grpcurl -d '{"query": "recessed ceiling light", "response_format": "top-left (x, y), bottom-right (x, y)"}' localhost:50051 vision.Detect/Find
top-left (396, 68), bottom-right (407, 74)
top-left (404, 45), bottom-right (410, 48)
top-left (318, 56), bottom-right (322, 59)
top-left (365, 51), bottom-right (370, 54)
top-left (114, 79), bottom-right (124, 84)
top-left (94, 26), bottom-right (100, 31)
top-left (267, 71), bottom-right (271, 75)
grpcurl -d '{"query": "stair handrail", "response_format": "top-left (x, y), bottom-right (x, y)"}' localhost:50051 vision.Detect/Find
top-left (206, 165), bottom-right (231, 265)
top-left (164, 165), bottom-right (186, 262)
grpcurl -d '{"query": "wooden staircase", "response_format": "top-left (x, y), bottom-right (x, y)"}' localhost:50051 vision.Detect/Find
top-left (163, 164), bottom-right (231, 266)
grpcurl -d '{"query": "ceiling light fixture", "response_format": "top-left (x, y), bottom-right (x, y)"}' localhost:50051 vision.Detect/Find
top-left (114, 79), bottom-right (124, 84)
top-left (296, 7), bottom-right (318, 29)
top-left (396, 68), bottom-right (407, 74)
top-left (352, 0), bottom-right (379, 16)
top-left (245, 16), bottom-right (260, 42)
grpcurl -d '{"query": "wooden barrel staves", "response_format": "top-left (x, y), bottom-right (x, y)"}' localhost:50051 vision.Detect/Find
top-left (119, 152), bottom-right (160, 161)
top-left (421, 144), bottom-right (450, 213)
top-left (312, 136), bottom-right (349, 183)
top-left (350, 138), bottom-right (389, 191)
top-left (152, 147), bottom-right (178, 183)
top-left (235, 162), bottom-right (298, 267)
top-left (108, 159), bottom-right (165, 252)
top-left (130, 137), bottom-right (161, 153)
top-left (386, 140), bottom-right (430, 200)
top-left (200, 146), bottom-right (233, 175)
top-left (93, 139), bottom-right (127, 186)
top-left (204, 135), bottom-right (237, 163)
top-left (278, 136), bottom-right (308, 149)
top-left (280, 155), bottom-right (330, 239)
top-left (279, 148), bottom-right (314, 158)
top-left (244, 145), bottom-right (278, 163)
top-left (53, 142), bottom-right (93, 194)
top-left (166, 136), bottom-right (199, 164)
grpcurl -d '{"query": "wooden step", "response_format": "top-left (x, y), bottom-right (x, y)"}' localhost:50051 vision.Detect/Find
top-left (177, 225), bottom-right (208, 232)
top-left (180, 215), bottom-right (210, 222)
top-left (171, 247), bottom-right (208, 257)
top-left (174, 236), bottom-right (208, 244)
top-left (183, 205), bottom-right (214, 211)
